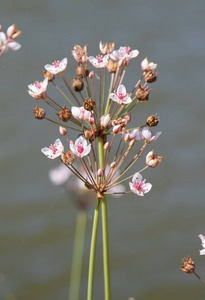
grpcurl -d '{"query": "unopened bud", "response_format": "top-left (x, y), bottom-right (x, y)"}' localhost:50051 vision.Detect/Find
top-left (110, 162), bottom-right (116, 168)
top-left (72, 77), bottom-right (84, 92)
top-left (117, 59), bottom-right (123, 67)
top-left (113, 124), bottom-right (121, 134)
top-left (101, 114), bottom-right (111, 128)
top-left (62, 151), bottom-right (75, 165)
top-left (89, 114), bottom-right (95, 124)
top-left (146, 150), bottom-right (162, 168)
top-left (89, 71), bottom-right (95, 79)
top-left (123, 113), bottom-right (131, 123)
top-left (124, 133), bottom-right (130, 142)
top-left (84, 130), bottom-right (91, 139)
top-left (97, 168), bottom-right (104, 177)
top-left (7, 24), bottom-right (17, 38)
top-left (146, 115), bottom-right (159, 127)
top-left (33, 106), bottom-right (46, 119)
top-left (104, 142), bottom-right (109, 150)
top-left (59, 126), bottom-right (67, 136)
top-left (129, 139), bottom-right (135, 147)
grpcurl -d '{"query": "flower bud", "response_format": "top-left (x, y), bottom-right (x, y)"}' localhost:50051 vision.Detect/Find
top-left (123, 113), bottom-right (131, 123)
top-left (146, 115), bottom-right (159, 127)
top-left (89, 71), bottom-right (95, 79)
top-left (89, 114), bottom-right (95, 124)
top-left (146, 150), bottom-right (162, 168)
top-left (129, 139), bottom-right (135, 147)
top-left (57, 106), bottom-right (71, 122)
top-left (97, 168), bottom-right (104, 177)
top-left (7, 24), bottom-right (17, 38)
top-left (72, 77), bottom-right (84, 92)
top-left (62, 151), bottom-right (75, 165)
top-left (110, 162), bottom-right (116, 168)
top-left (59, 126), bottom-right (67, 136)
top-left (33, 107), bottom-right (46, 119)
top-left (124, 133), bottom-right (130, 142)
top-left (113, 124), bottom-right (121, 134)
top-left (104, 142), bottom-right (109, 150)
top-left (84, 130), bottom-right (91, 139)
top-left (180, 256), bottom-right (195, 274)
top-left (101, 114), bottom-right (111, 128)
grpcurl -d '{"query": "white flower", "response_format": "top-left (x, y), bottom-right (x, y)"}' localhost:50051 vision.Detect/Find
top-left (71, 45), bottom-right (88, 64)
top-left (44, 58), bottom-right (68, 75)
top-left (49, 164), bottom-right (72, 185)
top-left (129, 173), bottom-right (152, 196)
top-left (28, 77), bottom-right (48, 99)
top-left (110, 46), bottom-right (139, 62)
top-left (198, 234), bottom-right (205, 255)
top-left (70, 136), bottom-right (91, 158)
top-left (110, 84), bottom-right (132, 105)
top-left (0, 31), bottom-right (21, 52)
top-left (88, 54), bottom-right (109, 68)
top-left (71, 106), bottom-right (91, 120)
top-left (125, 129), bottom-right (141, 141)
top-left (100, 114), bottom-right (111, 128)
top-left (41, 138), bottom-right (64, 159)
top-left (141, 126), bottom-right (161, 143)
top-left (141, 57), bottom-right (157, 72)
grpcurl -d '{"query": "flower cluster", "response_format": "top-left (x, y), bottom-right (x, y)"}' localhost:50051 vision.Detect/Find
top-left (0, 24), bottom-right (21, 56)
top-left (28, 41), bottom-right (161, 201)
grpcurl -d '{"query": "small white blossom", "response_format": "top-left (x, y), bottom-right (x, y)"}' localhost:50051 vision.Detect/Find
top-left (141, 126), bottom-right (161, 143)
top-left (28, 77), bottom-right (48, 99)
top-left (110, 46), bottom-right (139, 62)
top-left (70, 136), bottom-right (91, 158)
top-left (41, 139), bottom-right (64, 159)
top-left (198, 234), bottom-right (205, 255)
top-left (88, 54), bottom-right (109, 68)
top-left (141, 57), bottom-right (157, 72)
top-left (71, 106), bottom-right (91, 120)
top-left (129, 173), bottom-right (152, 196)
top-left (44, 58), bottom-right (68, 75)
top-left (110, 84), bottom-right (132, 105)
top-left (0, 31), bottom-right (21, 52)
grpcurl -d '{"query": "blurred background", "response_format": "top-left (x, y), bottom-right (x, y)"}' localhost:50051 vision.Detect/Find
top-left (1, 0), bottom-right (205, 299)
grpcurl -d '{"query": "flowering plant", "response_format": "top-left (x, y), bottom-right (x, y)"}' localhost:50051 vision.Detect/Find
top-left (28, 41), bottom-right (161, 300)
top-left (0, 24), bottom-right (21, 56)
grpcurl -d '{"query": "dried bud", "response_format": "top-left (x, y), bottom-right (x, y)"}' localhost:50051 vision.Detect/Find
top-left (145, 70), bottom-right (158, 83)
top-left (44, 70), bottom-right (54, 81)
top-left (59, 126), bottom-right (67, 136)
top-left (83, 99), bottom-right (96, 111)
top-left (104, 142), bottom-right (109, 150)
top-left (97, 168), bottom-right (104, 177)
top-left (99, 41), bottom-right (115, 55)
top-left (110, 161), bottom-right (116, 168)
top-left (107, 59), bottom-right (117, 73)
top-left (135, 84), bottom-right (151, 102)
top-left (57, 106), bottom-right (71, 122)
top-left (180, 256), bottom-right (195, 274)
top-left (146, 115), bottom-right (159, 127)
top-left (33, 107), bottom-right (46, 119)
top-left (89, 71), bottom-right (95, 79)
top-left (146, 150), bottom-right (162, 168)
top-left (62, 151), bottom-right (75, 165)
top-left (76, 64), bottom-right (89, 78)
top-left (72, 77), bottom-right (84, 92)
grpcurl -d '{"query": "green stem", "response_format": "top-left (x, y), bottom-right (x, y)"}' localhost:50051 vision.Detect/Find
top-left (69, 209), bottom-right (87, 300)
top-left (87, 200), bottom-right (101, 300)
top-left (98, 137), bottom-right (111, 300)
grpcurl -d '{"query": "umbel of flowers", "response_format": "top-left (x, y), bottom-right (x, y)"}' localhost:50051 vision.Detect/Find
top-left (28, 42), bottom-right (162, 300)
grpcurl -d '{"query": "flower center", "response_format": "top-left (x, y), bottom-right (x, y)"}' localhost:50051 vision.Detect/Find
top-left (97, 56), bottom-right (103, 63)
top-left (125, 47), bottom-right (130, 54)
top-left (135, 182), bottom-right (143, 191)
top-left (35, 82), bottom-right (42, 89)
top-left (50, 145), bottom-right (58, 154)
top-left (77, 144), bottom-right (84, 154)
top-left (53, 61), bottom-right (60, 68)
top-left (118, 92), bottom-right (124, 100)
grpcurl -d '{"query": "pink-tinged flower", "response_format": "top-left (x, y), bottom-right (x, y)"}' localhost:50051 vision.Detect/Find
top-left (110, 84), bottom-right (132, 105)
top-left (99, 41), bottom-right (115, 55)
top-left (100, 114), bottom-right (111, 128)
top-left (70, 136), bottom-right (91, 158)
top-left (28, 77), bottom-right (48, 99)
top-left (129, 173), bottom-right (152, 196)
top-left (44, 58), bottom-right (68, 75)
top-left (110, 46), bottom-right (139, 62)
top-left (71, 106), bottom-right (91, 120)
top-left (41, 138), bottom-right (64, 159)
top-left (198, 234), bottom-right (205, 255)
top-left (72, 44), bottom-right (88, 64)
top-left (49, 164), bottom-right (72, 185)
top-left (0, 31), bottom-right (21, 52)
top-left (125, 129), bottom-right (142, 141)
top-left (88, 54), bottom-right (109, 68)
top-left (141, 57), bottom-right (157, 72)
top-left (141, 126), bottom-right (161, 143)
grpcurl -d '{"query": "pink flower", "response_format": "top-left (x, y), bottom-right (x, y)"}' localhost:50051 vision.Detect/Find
top-left (141, 126), bottom-right (161, 143)
top-left (41, 138), bottom-right (64, 159)
top-left (110, 46), bottom-right (139, 62)
top-left (141, 57), bottom-right (157, 72)
top-left (129, 173), bottom-right (152, 196)
top-left (88, 54), bottom-right (109, 68)
top-left (125, 129), bottom-right (142, 141)
top-left (44, 58), bottom-right (68, 75)
top-left (70, 136), bottom-right (91, 158)
top-left (0, 31), bottom-right (21, 52)
top-left (110, 84), bottom-right (132, 105)
top-left (28, 77), bottom-right (48, 99)
top-left (71, 106), bottom-right (91, 120)
top-left (198, 234), bottom-right (205, 255)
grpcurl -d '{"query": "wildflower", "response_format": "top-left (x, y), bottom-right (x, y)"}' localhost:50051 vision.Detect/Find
top-left (198, 234), bottom-right (205, 255)
top-left (0, 24), bottom-right (21, 55)
top-left (44, 58), bottom-right (68, 75)
top-left (99, 41), bottom-right (115, 55)
top-left (141, 126), bottom-right (161, 143)
top-left (141, 57), bottom-right (157, 72)
top-left (110, 46), bottom-right (139, 62)
top-left (70, 136), bottom-right (91, 158)
top-left (28, 78), bottom-right (48, 99)
top-left (88, 54), bottom-right (109, 68)
top-left (180, 256), bottom-right (195, 274)
top-left (71, 106), bottom-right (91, 120)
top-left (41, 139), bottom-right (64, 159)
top-left (146, 150), bottom-right (162, 168)
top-left (110, 84), bottom-right (132, 105)
top-left (125, 129), bottom-right (141, 142)
top-left (72, 44), bottom-right (88, 64)
top-left (129, 173), bottom-right (152, 196)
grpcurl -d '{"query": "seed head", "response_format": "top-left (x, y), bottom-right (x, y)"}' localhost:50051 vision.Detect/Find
top-left (33, 106), bottom-right (46, 119)
top-left (180, 256), bottom-right (195, 274)
top-left (57, 106), bottom-right (71, 122)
